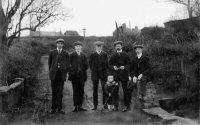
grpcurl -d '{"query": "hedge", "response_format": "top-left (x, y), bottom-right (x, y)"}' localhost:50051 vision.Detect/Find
top-left (0, 40), bottom-right (44, 97)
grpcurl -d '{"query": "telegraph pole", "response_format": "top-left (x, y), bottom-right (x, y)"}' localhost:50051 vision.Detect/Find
top-left (129, 20), bottom-right (131, 29)
top-left (82, 27), bottom-right (86, 38)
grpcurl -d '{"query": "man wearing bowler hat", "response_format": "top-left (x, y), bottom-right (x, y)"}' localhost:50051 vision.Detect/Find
top-left (48, 38), bottom-right (69, 114)
top-left (89, 41), bottom-right (109, 110)
top-left (130, 44), bottom-right (151, 101)
top-left (109, 41), bottom-right (130, 112)
top-left (68, 41), bottom-right (88, 112)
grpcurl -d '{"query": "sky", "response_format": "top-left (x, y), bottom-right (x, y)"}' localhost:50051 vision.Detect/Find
top-left (40, 0), bottom-right (181, 36)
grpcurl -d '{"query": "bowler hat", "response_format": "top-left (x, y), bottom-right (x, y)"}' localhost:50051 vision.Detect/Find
top-left (56, 38), bottom-right (64, 43)
top-left (134, 44), bottom-right (144, 49)
top-left (114, 41), bottom-right (123, 46)
top-left (94, 41), bottom-right (104, 46)
top-left (74, 41), bottom-right (83, 46)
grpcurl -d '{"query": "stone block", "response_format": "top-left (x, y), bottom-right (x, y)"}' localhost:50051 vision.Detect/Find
top-left (144, 102), bottom-right (156, 109)
top-left (0, 78), bottom-right (24, 112)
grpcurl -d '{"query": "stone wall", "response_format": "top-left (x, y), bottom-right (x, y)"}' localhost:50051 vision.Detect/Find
top-left (143, 82), bottom-right (159, 109)
top-left (0, 78), bottom-right (24, 112)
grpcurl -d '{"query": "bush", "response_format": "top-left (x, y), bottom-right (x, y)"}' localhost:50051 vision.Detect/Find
top-left (140, 26), bottom-right (166, 41)
top-left (82, 36), bottom-right (115, 57)
top-left (19, 36), bottom-right (84, 55)
top-left (82, 36), bottom-right (136, 58)
top-left (148, 39), bottom-right (200, 95)
top-left (0, 40), bottom-right (44, 97)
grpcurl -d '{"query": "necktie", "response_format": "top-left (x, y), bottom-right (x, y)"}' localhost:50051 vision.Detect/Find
top-left (58, 49), bottom-right (61, 54)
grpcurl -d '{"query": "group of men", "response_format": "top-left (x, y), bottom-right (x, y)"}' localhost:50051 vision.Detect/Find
top-left (48, 38), bottom-right (151, 114)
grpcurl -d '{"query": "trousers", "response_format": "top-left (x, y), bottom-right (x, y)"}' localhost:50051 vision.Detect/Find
top-left (51, 70), bottom-right (64, 111)
top-left (71, 78), bottom-right (85, 106)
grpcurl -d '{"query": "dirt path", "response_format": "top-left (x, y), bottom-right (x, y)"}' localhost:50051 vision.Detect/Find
top-left (8, 55), bottom-right (161, 125)
top-left (42, 56), bottom-right (152, 125)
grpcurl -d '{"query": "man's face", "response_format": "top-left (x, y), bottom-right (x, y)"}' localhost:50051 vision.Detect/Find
top-left (56, 42), bottom-right (64, 49)
top-left (135, 47), bottom-right (143, 54)
top-left (95, 45), bottom-right (102, 52)
top-left (75, 45), bottom-right (82, 52)
top-left (115, 44), bottom-right (122, 51)
top-left (107, 75), bottom-right (114, 82)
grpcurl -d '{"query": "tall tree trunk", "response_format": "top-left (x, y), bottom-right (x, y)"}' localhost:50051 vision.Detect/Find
top-left (0, 0), bottom-right (8, 52)
top-left (187, 0), bottom-right (193, 18)
top-left (0, 0), bottom-right (3, 46)
top-left (0, 0), bottom-right (7, 46)
top-left (188, 8), bottom-right (193, 18)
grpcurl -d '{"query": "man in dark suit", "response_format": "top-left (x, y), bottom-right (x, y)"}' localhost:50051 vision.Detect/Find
top-left (48, 38), bottom-right (69, 114)
top-left (109, 41), bottom-right (130, 112)
top-left (68, 41), bottom-right (88, 112)
top-left (130, 45), bottom-right (151, 100)
top-left (89, 41), bottom-right (108, 110)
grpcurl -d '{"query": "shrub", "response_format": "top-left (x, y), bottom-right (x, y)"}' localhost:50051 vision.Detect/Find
top-left (148, 39), bottom-right (200, 95)
top-left (140, 26), bottom-right (166, 41)
top-left (82, 36), bottom-right (115, 57)
top-left (0, 40), bottom-right (43, 97)
top-left (19, 36), bottom-right (84, 55)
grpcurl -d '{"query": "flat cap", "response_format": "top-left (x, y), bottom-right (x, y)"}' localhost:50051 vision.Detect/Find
top-left (56, 38), bottom-right (64, 43)
top-left (114, 41), bottom-right (123, 46)
top-left (134, 44), bottom-right (144, 49)
top-left (94, 41), bottom-right (104, 46)
top-left (74, 41), bottom-right (83, 46)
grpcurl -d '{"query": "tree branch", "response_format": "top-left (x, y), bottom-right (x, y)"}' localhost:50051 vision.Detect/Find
top-left (3, 0), bottom-right (71, 46)
top-left (6, 0), bottom-right (21, 23)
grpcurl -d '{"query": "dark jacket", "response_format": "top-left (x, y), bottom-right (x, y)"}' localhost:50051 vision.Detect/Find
top-left (109, 51), bottom-right (130, 82)
top-left (68, 52), bottom-right (88, 82)
top-left (130, 54), bottom-right (151, 78)
top-left (89, 51), bottom-right (108, 81)
top-left (48, 49), bottom-right (70, 81)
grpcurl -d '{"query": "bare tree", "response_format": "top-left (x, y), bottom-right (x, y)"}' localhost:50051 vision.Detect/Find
top-left (193, 0), bottom-right (200, 16)
top-left (157, 0), bottom-right (200, 18)
top-left (172, 0), bottom-right (197, 18)
top-left (0, 0), bottom-right (3, 46)
top-left (0, 0), bottom-right (70, 47)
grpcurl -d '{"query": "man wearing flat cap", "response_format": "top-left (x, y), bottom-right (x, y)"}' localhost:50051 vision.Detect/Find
top-left (48, 38), bottom-right (69, 114)
top-left (89, 41), bottom-right (109, 110)
top-left (109, 41), bottom-right (130, 112)
top-left (130, 44), bottom-right (151, 102)
top-left (68, 41), bottom-right (88, 112)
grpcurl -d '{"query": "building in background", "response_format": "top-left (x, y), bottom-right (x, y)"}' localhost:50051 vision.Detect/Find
top-left (164, 16), bottom-right (200, 34)
top-left (113, 23), bottom-right (140, 38)
top-left (64, 30), bottom-right (79, 36)
top-left (164, 16), bottom-right (200, 41)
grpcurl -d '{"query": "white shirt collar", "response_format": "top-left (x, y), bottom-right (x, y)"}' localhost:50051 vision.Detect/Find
top-left (117, 49), bottom-right (122, 53)
top-left (96, 50), bottom-right (102, 55)
top-left (57, 48), bottom-right (62, 53)
top-left (76, 50), bottom-right (81, 55)
top-left (137, 53), bottom-right (142, 59)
